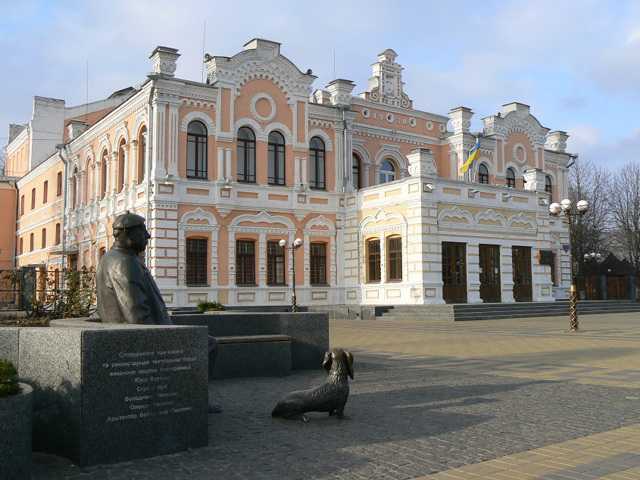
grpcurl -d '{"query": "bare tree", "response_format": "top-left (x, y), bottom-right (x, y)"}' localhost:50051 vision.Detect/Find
top-left (607, 162), bottom-right (640, 274)
top-left (567, 158), bottom-right (612, 278)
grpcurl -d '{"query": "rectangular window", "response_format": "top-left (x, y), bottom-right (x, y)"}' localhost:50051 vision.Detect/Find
top-left (366, 239), bottom-right (381, 283)
top-left (267, 241), bottom-right (286, 284)
top-left (236, 240), bottom-right (255, 285)
top-left (31, 188), bottom-right (36, 209)
top-left (310, 243), bottom-right (327, 285)
top-left (20, 195), bottom-right (25, 216)
top-left (29, 233), bottom-right (34, 252)
top-left (186, 239), bottom-right (207, 285)
top-left (57, 171), bottom-right (63, 196)
top-left (55, 223), bottom-right (61, 245)
top-left (41, 228), bottom-right (47, 249)
top-left (43, 181), bottom-right (48, 203)
top-left (387, 236), bottom-right (402, 281)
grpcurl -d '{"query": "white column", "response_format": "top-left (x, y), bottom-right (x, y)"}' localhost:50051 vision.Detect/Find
top-left (217, 147), bottom-right (225, 181)
top-left (301, 156), bottom-right (307, 188)
top-left (225, 148), bottom-right (232, 180)
top-left (167, 102), bottom-right (180, 177)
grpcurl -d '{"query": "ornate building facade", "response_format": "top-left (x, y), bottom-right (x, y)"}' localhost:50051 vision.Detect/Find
top-left (3, 39), bottom-right (573, 309)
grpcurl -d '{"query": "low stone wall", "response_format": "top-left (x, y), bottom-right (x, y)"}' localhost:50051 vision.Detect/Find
top-left (0, 323), bottom-right (209, 467)
top-left (170, 312), bottom-right (330, 371)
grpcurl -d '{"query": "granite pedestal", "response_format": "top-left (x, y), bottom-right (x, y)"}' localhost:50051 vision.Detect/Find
top-left (1, 323), bottom-right (209, 467)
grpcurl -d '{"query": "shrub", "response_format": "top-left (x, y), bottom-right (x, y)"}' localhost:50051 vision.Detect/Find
top-left (197, 300), bottom-right (226, 313)
top-left (0, 358), bottom-right (22, 398)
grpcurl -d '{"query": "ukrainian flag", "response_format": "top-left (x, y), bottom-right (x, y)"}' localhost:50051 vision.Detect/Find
top-left (459, 138), bottom-right (480, 173)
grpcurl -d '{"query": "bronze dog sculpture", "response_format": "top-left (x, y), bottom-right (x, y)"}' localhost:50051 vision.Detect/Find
top-left (272, 348), bottom-right (354, 421)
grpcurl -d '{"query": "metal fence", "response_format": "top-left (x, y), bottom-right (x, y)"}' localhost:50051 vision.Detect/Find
top-left (0, 267), bottom-right (96, 315)
top-left (0, 270), bottom-right (20, 309)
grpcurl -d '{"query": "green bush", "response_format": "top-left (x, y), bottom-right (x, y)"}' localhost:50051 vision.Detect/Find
top-left (197, 300), bottom-right (226, 313)
top-left (0, 358), bottom-right (22, 398)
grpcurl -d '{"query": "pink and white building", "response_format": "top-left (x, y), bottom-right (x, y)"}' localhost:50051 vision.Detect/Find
top-left (3, 39), bottom-right (574, 310)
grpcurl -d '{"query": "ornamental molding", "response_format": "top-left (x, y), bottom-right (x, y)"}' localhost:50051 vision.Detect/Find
top-left (308, 129), bottom-right (334, 151)
top-left (182, 98), bottom-right (215, 110)
top-left (207, 47), bottom-right (315, 102)
top-left (359, 208), bottom-right (407, 230)
top-left (309, 119), bottom-right (333, 129)
top-left (250, 93), bottom-right (277, 123)
top-left (132, 112), bottom-right (148, 138)
top-left (180, 111), bottom-right (216, 133)
top-left (229, 210), bottom-right (296, 230)
top-left (507, 212), bottom-right (537, 231)
top-left (438, 206), bottom-right (473, 224)
top-left (96, 223), bottom-right (108, 238)
top-left (304, 215), bottom-right (336, 233)
top-left (264, 122), bottom-right (294, 145)
top-left (153, 202), bottom-right (178, 210)
top-left (476, 209), bottom-right (507, 227)
top-left (352, 124), bottom-right (433, 146)
top-left (482, 110), bottom-right (548, 146)
top-left (81, 228), bottom-right (92, 243)
top-left (179, 207), bottom-right (218, 226)
top-left (360, 224), bottom-right (405, 235)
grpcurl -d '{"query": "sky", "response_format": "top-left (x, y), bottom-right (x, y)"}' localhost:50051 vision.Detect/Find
top-left (2, 0), bottom-right (640, 171)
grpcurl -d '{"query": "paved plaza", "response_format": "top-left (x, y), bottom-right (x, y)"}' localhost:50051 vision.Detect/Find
top-left (33, 312), bottom-right (640, 479)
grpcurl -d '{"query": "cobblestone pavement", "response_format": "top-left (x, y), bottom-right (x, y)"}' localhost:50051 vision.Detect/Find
top-left (32, 313), bottom-right (640, 479)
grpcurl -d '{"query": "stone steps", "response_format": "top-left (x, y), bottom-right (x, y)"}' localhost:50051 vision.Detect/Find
top-left (378, 300), bottom-right (640, 321)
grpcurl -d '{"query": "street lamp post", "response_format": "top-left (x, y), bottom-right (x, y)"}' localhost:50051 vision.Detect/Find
top-left (549, 198), bottom-right (589, 332)
top-left (279, 238), bottom-right (304, 312)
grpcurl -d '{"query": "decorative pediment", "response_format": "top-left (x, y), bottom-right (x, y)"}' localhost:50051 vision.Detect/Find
top-left (438, 206), bottom-right (473, 224)
top-left (359, 208), bottom-right (407, 231)
top-left (205, 39), bottom-right (316, 101)
top-left (180, 207), bottom-right (217, 226)
top-left (96, 223), bottom-right (108, 238)
top-left (482, 103), bottom-right (550, 147)
top-left (362, 49), bottom-right (412, 109)
top-left (507, 212), bottom-right (536, 231)
top-left (230, 210), bottom-right (295, 230)
top-left (475, 209), bottom-right (507, 227)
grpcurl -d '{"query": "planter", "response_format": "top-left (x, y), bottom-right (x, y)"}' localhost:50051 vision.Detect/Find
top-left (0, 383), bottom-right (33, 480)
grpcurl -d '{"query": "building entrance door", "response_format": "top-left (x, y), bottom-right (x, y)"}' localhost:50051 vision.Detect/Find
top-left (479, 244), bottom-right (501, 302)
top-left (442, 242), bottom-right (467, 303)
top-left (512, 246), bottom-right (532, 302)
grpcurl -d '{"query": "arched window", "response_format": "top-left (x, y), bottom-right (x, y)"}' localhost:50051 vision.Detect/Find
top-left (309, 137), bottom-right (325, 190)
top-left (55, 223), bottom-right (61, 245)
top-left (41, 228), bottom-right (47, 249)
top-left (100, 150), bottom-right (108, 199)
top-left (137, 126), bottom-right (147, 184)
top-left (506, 168), bottom-right (516, 188)
top-left (352, 154), bottom-right (361, 190)
top-left (478, 164), bottom-right (489, 184)
top-left (268, 131), bottom-right (285, 185)
top-left (187, 121), bottom-right (208, 179)
top-left (545, 175), bottom-right (553, 201)
top-left (237, 127), bottom-right (256, 183)
top-left (380, 159), bottom-right (396, 184)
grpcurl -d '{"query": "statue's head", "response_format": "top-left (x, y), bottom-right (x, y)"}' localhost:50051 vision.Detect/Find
top-left (112, 213), bottom-right (151, 254)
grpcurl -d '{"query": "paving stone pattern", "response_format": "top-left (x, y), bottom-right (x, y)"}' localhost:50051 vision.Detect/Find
top-left (33, 353), bottom-right (640, 479)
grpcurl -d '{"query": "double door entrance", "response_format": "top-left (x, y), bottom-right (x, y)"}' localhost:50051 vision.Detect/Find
top-left (442, 243), bottom-right (532, 303)
top-left (479, 244), bottom-right (501, 303)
